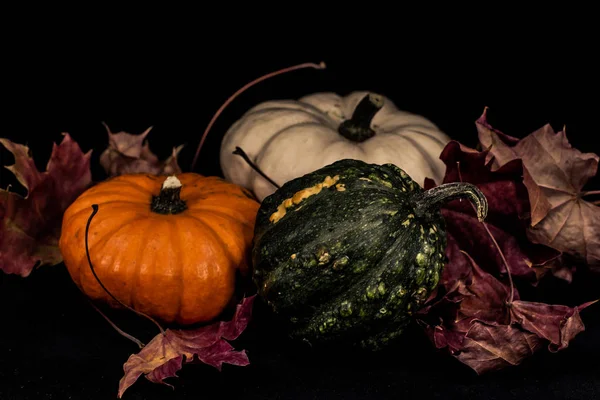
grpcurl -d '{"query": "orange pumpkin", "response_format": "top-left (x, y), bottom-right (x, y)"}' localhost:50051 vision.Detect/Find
top-left (59, 173), bottom-right (260, 325)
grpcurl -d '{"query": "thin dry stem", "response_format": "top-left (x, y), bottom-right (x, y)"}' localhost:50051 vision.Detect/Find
top-left (456, 161), bottom-right (515, 304)
top-left (88, 299), bottom-right (145, 348)
top-left (233, 146), bottom-right (281, 189)
top-left (582, 190), bottom-right (600, 198)
top-left (190, 61), bottom-right (327, 171)
top-left (86, 204), bottom-right (166, 335)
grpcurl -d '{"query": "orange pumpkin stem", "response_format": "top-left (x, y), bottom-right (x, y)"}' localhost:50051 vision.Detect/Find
top-left (150, 176), bottom-right (187, 215)
top-left (190, 61), bottom-right (327, 171)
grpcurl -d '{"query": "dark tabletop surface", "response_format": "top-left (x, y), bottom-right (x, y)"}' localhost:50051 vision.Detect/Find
top-left (2, 22), bottom-right (600, 400)
top-left (1, 266), bottom-right (599, 400)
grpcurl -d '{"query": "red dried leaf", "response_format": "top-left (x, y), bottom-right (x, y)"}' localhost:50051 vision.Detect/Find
top-left (118, 295), bottom-right (256, 398)
top-left (455, 251), bottom-right (516, 326)
top-left (425, 141), bottom-right (561, 283)
top-left (0, 134), bottom-right (92, 276)
top-left (417, 251), bottom-right (596, 374)
top-left (477, 109), bottom-right (600, 267)
top-left (100, 123), bottom-right (184, 177)
top-left (510, 299), bottom-right (597, 352)
top-left (458, 322), bottom-right (544, 374)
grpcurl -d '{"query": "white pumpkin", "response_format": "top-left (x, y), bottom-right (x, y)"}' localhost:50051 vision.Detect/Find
top-left (220, 91), bottom-right (451, 201)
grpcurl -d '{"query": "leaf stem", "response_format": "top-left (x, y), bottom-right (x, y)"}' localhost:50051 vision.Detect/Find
top-left (190, 61), bottom-right (327, 171)
top-left (87, 299), bottom-right (145, 348)
top-left (86, 204), bottom-right (166, 335)
top-left (456, 161), bottom-right (515, 304)
top-left (233, 146), bottom-right (281, 189)
top-left (581, 190), bottom-right (600, 198)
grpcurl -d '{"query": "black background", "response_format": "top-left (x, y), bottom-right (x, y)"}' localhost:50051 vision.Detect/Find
top-left (1, 22), bottom-right (600, 400)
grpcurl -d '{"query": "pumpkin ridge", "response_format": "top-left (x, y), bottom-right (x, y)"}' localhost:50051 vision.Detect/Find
top-left (108, 177), bottom-right (158, 194)
top-left (183, 214), bottom-right (235, 264)
top-left (78, 189), bottom-right (149, 199)
top-left (75, 214), bottom-right (149, 296)
top-left (246, 105), bottom-right (335, 127)
top-left (187, 210), bottom-right (247, 264)
top-left (253, 121), bottom-right (337, 152)
top-left (82, 180), bottom-right (154, 198)
top-left (170, 217), bottom-right (185, 322)
top-left (186, 206), bottom-right (255, 229)
top-left (130, 218), bottom-right (153, 313)
top-left (377, 124), bottom-right (446, 145)
top-left (182, 191), bottom-right (251, 203)
top-left (68, 201), bottom-right (148, 221)
top-left (402, 128), bottom-right (449, 147)
top-left (398, 134), bottom-right (444, 177)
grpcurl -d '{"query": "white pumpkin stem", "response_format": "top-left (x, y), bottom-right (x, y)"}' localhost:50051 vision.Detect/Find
top-left (338, 93), bottom-right (384, 142)
top-left (190, 61), bottom-right (327, 171)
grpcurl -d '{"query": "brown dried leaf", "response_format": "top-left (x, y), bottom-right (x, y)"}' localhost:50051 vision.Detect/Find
top-left (0, 134), bottom-right (92, 276)
top-left (100, 123), bottom-right (184, 177)
top-left (118, 295), bottom-right (256, 398)
top-left (477, 109), bottom-right (600, 267)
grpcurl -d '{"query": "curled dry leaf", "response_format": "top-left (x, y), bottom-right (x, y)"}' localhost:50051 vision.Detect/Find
top-left (424, 141), bottom-right (561, 283)
top-left (0, 134), bottom-right (92, 276)
top-left (100, 123), bottom-right (184, 177)
top-left (417, 252), bottom-right (596, 374)
top-left (476, 109), bottom-right (600, 268)
top-left (118, 295), bottom-right (256, 398)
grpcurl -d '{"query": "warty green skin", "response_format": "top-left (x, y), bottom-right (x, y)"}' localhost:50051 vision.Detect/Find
top-left (252, 159), bottom-right (454, 350)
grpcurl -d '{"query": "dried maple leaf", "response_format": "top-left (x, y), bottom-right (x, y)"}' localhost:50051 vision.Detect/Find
top-left (457, 321), bottom-right (544, 374)
top-left (417, 250), bottom-right (596, 374)
top-left (476, 108), bottom-right (600, 268)
top-left (0, 134), bottom-right (92, 276)
top-left (509, 299), bottom-right (598, 352)
top-left (118, 295), bottom-right (256, 398)
top-left (424, 141), bottom-right (561, 283)
top-left (100, 123), bottom-right (184, 177)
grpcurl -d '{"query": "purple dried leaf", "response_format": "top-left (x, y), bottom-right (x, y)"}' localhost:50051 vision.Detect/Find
top-left (0, 134), bottom-right (92, 276)
top-left (118, 295), bottom-right (256, 398)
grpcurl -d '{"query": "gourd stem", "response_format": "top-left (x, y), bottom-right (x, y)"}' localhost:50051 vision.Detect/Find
top-left (413, 182), bottom-right (488, 222)
top-left (86, 204), bottom-right (166, 336)
top-left (338, 93), bottom-right (384, 142)
top-left (190, 61), bottom-right (327, 171)
top-left (233, 146), bottom-right (281, 189)
top-left (151, 176), bottom-right (187, 214)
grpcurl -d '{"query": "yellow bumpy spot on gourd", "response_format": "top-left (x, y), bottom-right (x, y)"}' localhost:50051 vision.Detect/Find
top-left (270, 175), bottom-right (341, 223)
